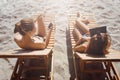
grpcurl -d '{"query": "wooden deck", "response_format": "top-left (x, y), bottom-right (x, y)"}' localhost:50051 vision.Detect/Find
top-left (68, 13), bottom-right (120, 80)
top-left (0, 14), bottom-right (55, 80)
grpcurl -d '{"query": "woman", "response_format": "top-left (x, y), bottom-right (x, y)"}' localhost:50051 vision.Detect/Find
top-left (73, 16), bottom-right (111, 54)
top-left (14, 15), bottom-right (53, 50)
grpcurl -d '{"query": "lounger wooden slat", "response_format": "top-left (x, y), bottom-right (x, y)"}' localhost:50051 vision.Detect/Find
top-left (75, 49), bottom-right (120, 61)
top-left (0, 48), bottom-right (52, 58)
top-left (68, 13), bottom-right (120, 80)
top-left (0, 14), bottom-right (55, 80)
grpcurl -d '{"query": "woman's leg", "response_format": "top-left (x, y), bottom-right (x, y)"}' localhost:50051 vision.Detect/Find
top-left (37, 15), bottom-right (46, 37)
top-left (75, 17), bottom-right (90, 35)
top-left (73, 27), bottom-right (90, 53)
top-left (73, 26), bottom-right (83, 47)
top-left (73, 23), bottom-right (82, 40)
top-left (73, 16), bottom-right (90, 52)
top-left (74, 40), bottom-right (90, 52)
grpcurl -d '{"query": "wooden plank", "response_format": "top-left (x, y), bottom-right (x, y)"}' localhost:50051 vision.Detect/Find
top-left (0, 48), bottom-right (52, 58)
top-left (75, 49), bottom-right (120, 61)
top-left (50, 50), bottom-right (54, 80)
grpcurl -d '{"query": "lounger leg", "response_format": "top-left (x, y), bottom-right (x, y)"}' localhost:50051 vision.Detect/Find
top-left (79, 59), bottom-right (84, 80)
top-left (10, 59), bottom-right (19, 80)
top-left (44, 56), bottom-right (49, 80)
top-left (74, 55), bottom-right (79, 80)
top-left (111, 62), bottom-right (120, 80)
top-left (10, 58), bottom-right (24, 80)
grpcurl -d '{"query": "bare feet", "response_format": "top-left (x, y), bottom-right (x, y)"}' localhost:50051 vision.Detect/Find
top-left (76, 12), bottom-right (89, 24)
top-left (77, 16), bottom-right (89, 24)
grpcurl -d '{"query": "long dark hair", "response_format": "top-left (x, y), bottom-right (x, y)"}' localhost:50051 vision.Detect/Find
top-left (86, 26), bottom-right (111, 56)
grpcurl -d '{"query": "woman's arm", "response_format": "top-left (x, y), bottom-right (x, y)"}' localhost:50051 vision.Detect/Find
top-left (73, 27), bottom-right (82, 47)
top-left (37, 15), bottom-right (46, 37)
top-left (44, 23), bottom-right (53, 47)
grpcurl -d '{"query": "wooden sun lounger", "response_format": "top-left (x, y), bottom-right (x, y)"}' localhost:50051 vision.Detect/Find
top-left (68, 13), bottom-right (120, 80)
top-left (0, 14), bottom-right (55, 80)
